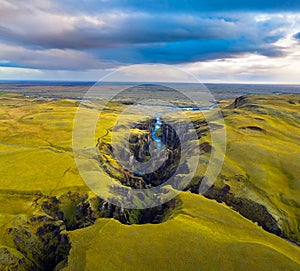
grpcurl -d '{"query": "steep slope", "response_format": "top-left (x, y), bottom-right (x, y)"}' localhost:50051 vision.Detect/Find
top-left (193, 94), bottom-right (300, 245)
top-left (64, 192), bottom-right (300, 271)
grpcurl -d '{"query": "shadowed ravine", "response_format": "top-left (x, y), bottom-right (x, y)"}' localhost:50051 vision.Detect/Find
top-left (96, 103), bottom-right (288, 242)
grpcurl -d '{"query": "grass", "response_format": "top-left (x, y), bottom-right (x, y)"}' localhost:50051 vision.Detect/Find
top-left (0, 93), bottom-right (300, 270)
top-left (0, 95), bottom-right (86, 194)
top-left (64, 192), bottom-right (300, 271)
top-left (212, 94), bottom-right (300, 243)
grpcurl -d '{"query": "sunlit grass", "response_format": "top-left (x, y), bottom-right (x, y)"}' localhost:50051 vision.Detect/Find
top-left (0, 93), bottom-right (300, 270)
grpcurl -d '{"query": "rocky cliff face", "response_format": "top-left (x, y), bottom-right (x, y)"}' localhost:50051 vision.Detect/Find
top-left (40, 192), bottom-right (182, 227)
top-left (97, 117), bottom-right (206, 190)
top-left (2, 213), bottom-right (70, 270)
top-left (0, 247), bottom-right (32, 271)
top-left (0, 189), bottom-right (183, 271)
top-left (188, 178), bottom-right (282, 236)
top-left (75, 96), bottom-right (300, 250)
top-left (182, 94), bottom-right (300, 245)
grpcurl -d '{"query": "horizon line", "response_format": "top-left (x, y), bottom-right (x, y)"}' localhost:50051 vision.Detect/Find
top-left (0, 80), bottom-right (300, 86)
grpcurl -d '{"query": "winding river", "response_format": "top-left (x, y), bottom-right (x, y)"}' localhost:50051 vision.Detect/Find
top-left (148, 103), bottom-right (217, 150)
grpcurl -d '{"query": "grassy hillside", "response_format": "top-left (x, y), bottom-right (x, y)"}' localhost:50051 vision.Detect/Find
top-left (0, 93), bottom-right (299, 270)
top-left (64, 193), bottom-right (300, 271)
top-left (209, 95), bottom-right (300, 244)
top-left (0, 95), bottom-right (84, 194)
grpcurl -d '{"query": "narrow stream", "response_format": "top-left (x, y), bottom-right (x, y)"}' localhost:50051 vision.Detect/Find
top-left (151, 112), bottom-right (163, 150)
top-left (149, 103), bottom-right (217, 150)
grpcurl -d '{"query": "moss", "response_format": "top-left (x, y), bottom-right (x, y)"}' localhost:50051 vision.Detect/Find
top-left (1, 94), bottom-right (300, 270)
top-left (39, 191), bottom-right (182, 227)
top-left (0, 246), bottom-right (32, 270)
top-left (65, 193), bottom-right (300, 271)
top-left (3, 215), bottom-right (70, 270)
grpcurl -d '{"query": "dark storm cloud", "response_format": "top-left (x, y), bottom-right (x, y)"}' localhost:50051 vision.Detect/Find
top-left (94, 37), bottom-right (285, 65)
top-left (0, 0), bottom-right (297, 70)
top-left (0, 14), bottom-right (241, 49)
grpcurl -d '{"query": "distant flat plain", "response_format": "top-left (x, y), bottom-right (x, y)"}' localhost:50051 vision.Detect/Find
top-left (1, 81), bottom-right (300, 100)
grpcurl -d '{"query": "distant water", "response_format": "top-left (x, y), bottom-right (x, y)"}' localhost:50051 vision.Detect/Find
top-left (0, 81), bottom-right (300, 100)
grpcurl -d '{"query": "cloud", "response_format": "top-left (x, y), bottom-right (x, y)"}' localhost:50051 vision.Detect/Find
top-left (0, 6), bottom-right (242, 50)
top-left (0, 0), bottom-right (299, 83)
top-left (294, 32), bottom-right (300, 39)
top-left (0, 4), bottom-right (294, 68)
top-left (0, 42), bottom-right (118, 70)
top-left (179, 38), bottom-right (300, 84)
top-left (0, 3), bottom-right (292, 51)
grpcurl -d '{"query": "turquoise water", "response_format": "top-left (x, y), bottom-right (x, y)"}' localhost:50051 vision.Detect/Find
top-left (152, 112), bottom-right (163, 150)
top-left (150, 103), bottom-right (217, 150)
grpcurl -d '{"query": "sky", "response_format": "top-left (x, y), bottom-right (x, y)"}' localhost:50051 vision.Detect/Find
top-left (0, 0), bottom-right (300, 83)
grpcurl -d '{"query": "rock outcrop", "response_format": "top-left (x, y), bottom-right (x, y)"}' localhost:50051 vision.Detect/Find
top-left (186, 177), bottom-right (282, 237)
top-left (3, 215), bottom-right (71, 270)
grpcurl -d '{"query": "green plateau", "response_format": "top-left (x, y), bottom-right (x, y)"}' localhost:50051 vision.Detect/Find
top-left (0, 93), bottom-right (300, 270)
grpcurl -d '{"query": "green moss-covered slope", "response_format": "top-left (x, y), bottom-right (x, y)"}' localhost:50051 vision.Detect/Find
top-left (0, 93), bottom-right (300, 270)
top-left (64, 192), bottom-right (300, 271)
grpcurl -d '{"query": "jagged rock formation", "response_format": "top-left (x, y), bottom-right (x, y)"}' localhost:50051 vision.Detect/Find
top-left (0, 189), bottom-right (182, 270)
top-left (2, 214), bottom-right (70, 270)
top-left (39, 192), bottom-right (182, 227)
top-left (0, 247), bottom-right (32, 271)
top-left (97, 116), bottom-right (207, 190)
